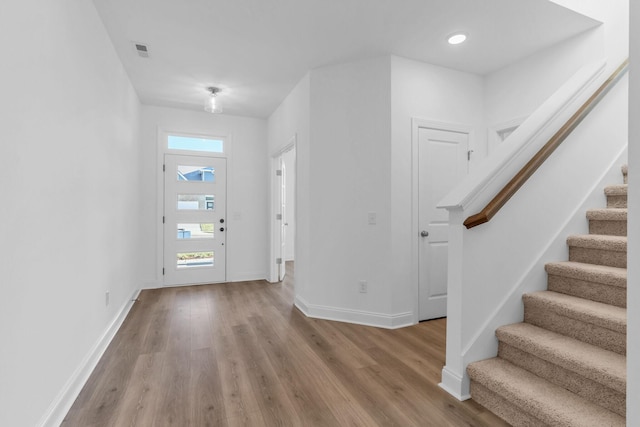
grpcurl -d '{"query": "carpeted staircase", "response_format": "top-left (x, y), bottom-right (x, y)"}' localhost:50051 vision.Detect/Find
top-left (467, 165), bottom-right (628, 426)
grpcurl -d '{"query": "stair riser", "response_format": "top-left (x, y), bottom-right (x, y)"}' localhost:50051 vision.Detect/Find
top-left (547, 274), bottom-right (626, 308)
top-left (469, 382), bottom-right (544, 427)
top-left (499, 343), bottom-right (625, 416)
top-left (524, 304), bottom-right (626, 355)
top-left (569, 247), bottom-right (626, 268)
top-left (589, 220), bottom-right (627, 236)
top-left (606, 195), bottom-right (627, 208)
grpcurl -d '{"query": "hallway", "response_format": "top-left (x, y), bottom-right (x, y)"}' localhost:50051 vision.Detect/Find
top-left (62, 263), bottom-right (507, 426)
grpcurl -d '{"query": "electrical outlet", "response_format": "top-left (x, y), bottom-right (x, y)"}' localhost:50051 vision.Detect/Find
top-left (359, 280), bottom-right (368, 293)
top-left (105, 291), bottom-right (110, 306)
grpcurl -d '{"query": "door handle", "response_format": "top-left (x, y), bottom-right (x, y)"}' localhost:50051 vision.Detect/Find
top-left (420, 230), bottom-right (429, 237)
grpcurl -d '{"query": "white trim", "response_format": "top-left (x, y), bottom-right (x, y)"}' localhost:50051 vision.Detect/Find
top-left (487, 116), bottom-right (527, 153)
top-left (294, 295), bottom-right (310, 314)
top-left (295, 296), bottom-right (414, 329)
top-left (38, 288), bottom-right (141, 427)
top-left (230, 271), bottom-right (269, 282)
top-left (411, 118), bottom-right (472, 323)
top-left (439, 366), bottom-right (471, 401)
top-left (269, 135), bottom-right (296, 283)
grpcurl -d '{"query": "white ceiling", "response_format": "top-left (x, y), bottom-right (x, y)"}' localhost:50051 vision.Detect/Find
top-left (93, 0), bottom-right (599, 118)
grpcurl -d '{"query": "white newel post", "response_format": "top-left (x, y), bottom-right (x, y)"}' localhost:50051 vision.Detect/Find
top-left (439, 207), bottom-right (471, 400)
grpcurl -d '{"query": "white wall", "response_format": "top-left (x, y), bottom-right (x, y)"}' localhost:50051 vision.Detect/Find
top-left (627, 1), bottom-right (639, 424)
top-left (484, 29), bottom-right (604, 130)
top-left (303, 56), bottom-right (396, 323)
top-left (550, 0), bottom-right (628, 74)
top-left (390, 56), bottom-right (485, 318)
top-left (267, 73), bottom-right (310, 294)
top-left (0, 1), bottom-right (142, 426)
top-left (140, 106), bottom-right (269, 284)
top-left (486, 0), bottom-right (628, 151)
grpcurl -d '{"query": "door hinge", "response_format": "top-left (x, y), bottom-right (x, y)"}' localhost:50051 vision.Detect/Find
top-left (276, 169), bottom-right (282, 176)
top-left (467, 150), bottom-right (474, 161)
top-left (163, 164), bottom-right (166, 172)
top-left (162, 268), bottom-right (165, 275)
top-left (163, 216), bottom-right (165, 224)
top-left (276, 213), bottom-right (282, 220)
top-left (276, 258), bottom-right (282, 265)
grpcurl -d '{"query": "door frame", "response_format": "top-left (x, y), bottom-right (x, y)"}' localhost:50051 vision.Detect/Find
top-left (156, 128), bottom-right (231, 287)
top-left (269, 135), bottom-right (296, 283)
top-left (411, 118), bottom-right (472, 323)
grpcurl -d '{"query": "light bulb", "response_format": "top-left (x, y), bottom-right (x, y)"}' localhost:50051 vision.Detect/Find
top-left (447, 33), bottom-right (467, 45)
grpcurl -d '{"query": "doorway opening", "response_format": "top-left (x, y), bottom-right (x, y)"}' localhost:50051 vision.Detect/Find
top-left (270, 138), bottom-right (296, 283)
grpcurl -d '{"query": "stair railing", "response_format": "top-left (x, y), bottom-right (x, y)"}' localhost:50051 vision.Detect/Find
top-left (463, 59), bottom-right (629, 229)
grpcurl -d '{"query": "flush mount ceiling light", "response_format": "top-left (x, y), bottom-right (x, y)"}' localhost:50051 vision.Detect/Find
top-left (204, 87), bottom-right (223, 114)
top-left (447, 32), bottom-right (468, 45)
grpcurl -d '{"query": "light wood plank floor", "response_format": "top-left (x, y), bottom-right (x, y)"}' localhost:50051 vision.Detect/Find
top-left (62, 263), bottom-right (507, 426)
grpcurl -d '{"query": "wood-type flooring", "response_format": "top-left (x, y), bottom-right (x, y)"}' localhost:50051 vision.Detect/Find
top-left (62, 263), bottom-right (507, 426)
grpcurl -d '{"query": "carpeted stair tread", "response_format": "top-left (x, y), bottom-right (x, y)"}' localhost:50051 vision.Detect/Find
top-left (545, 262), bottom-right (626, 289)
top-left (586, 208), bottom-right (627, 220)
top-left (523, 291), bottom-right (626, 353)
top-left (467, 358), bottom-right (625, 427)
top-left (497, 342), bottom-right (626, 416)
top-left (523, 291), bottom-right (626, 333)
top-left (586, 208), bottom-right (627, 236)
top-left (568, 235), bottom-right (627, 267)
top-left (567, 234), bottom-right (627, 250)
top-left (604, 184), bottom-right (628, 208)
top-left (496, 323), bottom-right (626, 393)
top-left (604, 184), bottom-right (627, 196)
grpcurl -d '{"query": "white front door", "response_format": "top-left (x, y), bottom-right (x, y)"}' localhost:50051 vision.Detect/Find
top-left (418, 127), bottom-right (468, 320)
top-left (164, 154), bottom-right (226, 286)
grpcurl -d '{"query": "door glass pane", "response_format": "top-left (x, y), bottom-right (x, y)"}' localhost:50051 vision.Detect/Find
top-left (177, 252), bottom-right (214, 268)
top-left (168, 135), bottom-right (224, 153)
top-left (177, 195), bottom-right (214, 210)
top-left (177, 165), bottom-right (215, 182)
top-left (177, 223), bottom-right (214, 239)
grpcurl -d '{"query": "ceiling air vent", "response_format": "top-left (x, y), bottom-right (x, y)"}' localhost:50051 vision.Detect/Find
top-left (134, 42), bottom-right (149, 58)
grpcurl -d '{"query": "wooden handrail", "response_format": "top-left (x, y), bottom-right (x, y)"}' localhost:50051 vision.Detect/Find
top-left (464, 59), bottom-right (629, 229)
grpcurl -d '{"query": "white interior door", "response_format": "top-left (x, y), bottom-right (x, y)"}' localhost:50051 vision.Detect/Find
top-left (418, 127), bottom-right (468, 320)
top-left (164, 154), bottom-right (226, 286)
top-left (278, 157), bottom-right (286, 281)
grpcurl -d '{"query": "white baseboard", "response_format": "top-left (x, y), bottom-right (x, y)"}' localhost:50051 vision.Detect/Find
top-left (439, 366), bottom-right (471, 401)
top-left (38, 288), bottom-right (141, 427)
top-left (229, 271), bottom-right (268, 282)
top-left (294, 296), bottom-right (414, 329)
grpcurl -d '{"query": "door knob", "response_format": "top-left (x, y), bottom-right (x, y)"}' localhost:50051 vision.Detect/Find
top-left (220, 227), bottom-right (225, 232)
top-left (420, 230), bottom-right (429, 237)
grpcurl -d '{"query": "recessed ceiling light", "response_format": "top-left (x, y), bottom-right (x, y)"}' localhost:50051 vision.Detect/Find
top-left (447, 33), bottom-right (467, 45)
